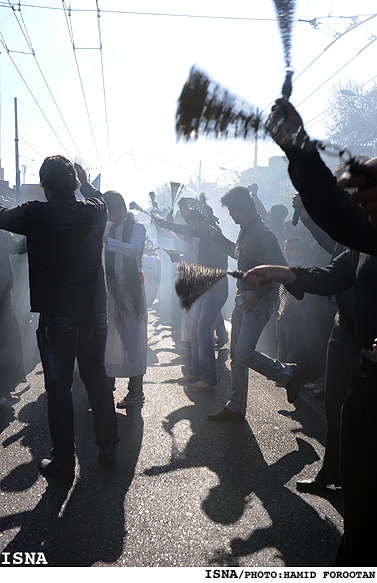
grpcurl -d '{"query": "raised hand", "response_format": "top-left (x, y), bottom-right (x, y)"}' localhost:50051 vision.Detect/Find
top-left (74, 163), bottom-right (88, 185)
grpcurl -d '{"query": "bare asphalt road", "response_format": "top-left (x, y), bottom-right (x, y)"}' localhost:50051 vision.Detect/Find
top-left (0, 305), bottom-right (343, 568)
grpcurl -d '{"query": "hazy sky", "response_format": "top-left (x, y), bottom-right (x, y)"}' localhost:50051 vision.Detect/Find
top-left (1, 0), bottom-right (377, 204)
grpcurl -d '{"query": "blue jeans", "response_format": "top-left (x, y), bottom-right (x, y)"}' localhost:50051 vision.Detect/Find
top-left (189, 290), bottom-right (228, 384)
top-left (37, 314), bottom-right (118, 466)
top-left (228, 296), bottom-right (293, 415)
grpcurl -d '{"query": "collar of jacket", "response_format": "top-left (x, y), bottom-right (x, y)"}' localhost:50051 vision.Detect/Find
top-left (48, 190), bottom-right (76, 201)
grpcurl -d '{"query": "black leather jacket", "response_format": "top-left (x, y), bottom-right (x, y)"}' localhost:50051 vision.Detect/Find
top-left (284, 147), bottom-right (377, 350)
top-left (0, 190), bottom-right (107, 317)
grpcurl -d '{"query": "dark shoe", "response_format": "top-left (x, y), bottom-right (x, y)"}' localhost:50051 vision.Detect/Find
top-left (98, 450), bottom-right (116, 465)
top-left (191, 381), bottom-right (216, 390)
top-left (285, 364), bottom-right (300, 403)
top-left (296, 477), bottom-right (340, 493)
top-left (38, 458), bottom-right (75, 479)
top-left (208, 407), bottom-right (245, 421)
top-left (176, 374), bottom-right (200, 384)
top-left (304, 378), bottom-right (323, 390)
top-left (116, 394), bottom-right (145, 409)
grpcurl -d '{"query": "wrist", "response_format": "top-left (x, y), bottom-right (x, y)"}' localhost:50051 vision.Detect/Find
top-left (269, 266), bottom-right (297, 286)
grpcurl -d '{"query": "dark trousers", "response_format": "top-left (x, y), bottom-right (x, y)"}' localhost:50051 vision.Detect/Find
top-left (37, 313), bottom-right (118, 466)
top-left (320, 318), bottom-right (360, 483)
top-left (108, 374), bottom-right (144, 396)
top-left (336, 352), bottom-right (377, 566)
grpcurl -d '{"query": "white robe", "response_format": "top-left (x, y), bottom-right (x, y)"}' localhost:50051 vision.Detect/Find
top-left (179, 237), bottom-right (199, 342)
top-left (104, 216), bottom-right (148, 379)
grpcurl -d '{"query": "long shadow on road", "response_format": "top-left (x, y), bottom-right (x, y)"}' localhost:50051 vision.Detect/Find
top-left (144, 382), bottom-right (342, 567)
top-left (0, 376), bottom-right (143, 567)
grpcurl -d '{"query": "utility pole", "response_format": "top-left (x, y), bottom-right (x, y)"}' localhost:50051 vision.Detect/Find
top-left (14, 97), bottom-right (21, 203)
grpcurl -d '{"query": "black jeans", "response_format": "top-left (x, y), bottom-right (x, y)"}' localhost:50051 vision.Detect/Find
top-left (320, 318), bottom-right (360, 484)
top-left (37, 313), bottom-right (118, 466)
top-left (336, 352), bottom-right (377, 566)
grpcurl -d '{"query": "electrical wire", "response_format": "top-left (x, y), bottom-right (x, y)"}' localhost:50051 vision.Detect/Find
top-left (0, 3), bottom-right (280, 21)
top-left (3, 3), bottom-right (377, 182)
top-left (295, 35), bottom-right (377, 108)
top-left (62, 0), bottom-right (101, 166)
top-left (0, 30), bottom-right (72, 158)
top-left (227, 72), bottom-right (377, 173)
top-left (96, 0), bottom-right (111, 164)
top-left (294, 13), bottom-right (377, 84)
top-left (6, 0), bottom-right (85, 160)
top-left (214, 21), bottom-right (377, 171)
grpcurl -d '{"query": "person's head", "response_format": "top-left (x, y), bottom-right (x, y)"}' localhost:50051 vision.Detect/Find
top-left (266, 204), bottom-right (289, 225)
top-left (221, 186), bottom-right (257, 225)
top-left (39, 155), bottom-right (78, 198)
top-left (103, 190), bottom-right (127, 225)
top-left (178, 197), bottom-right (196, 222)
top-left (284, 236), bottom-right (304, 264)
top-left (187, 209), bottom-right (207, 232)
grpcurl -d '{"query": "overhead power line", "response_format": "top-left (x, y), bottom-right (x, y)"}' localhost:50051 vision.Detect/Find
top-left (62, 0), bottom-right (101, 166)
top-left (0, 3), bottom-right (279, 20)
top-left (227, 72), bottom-right (377, 173)
top-left (211, 15), bottom-right (377, 169)
top-left (96, 0), bottom-right (111, 164)
top-left (1, 2), bottom-right (375, 24)
top-left (296, 35), bottom-right (377, 108)
top-left (0, 30), bottom-right (72, 158)
top-left (5, 0), bottom-right (85, 160)
top-left (294, 13), bottom-right (377, 83)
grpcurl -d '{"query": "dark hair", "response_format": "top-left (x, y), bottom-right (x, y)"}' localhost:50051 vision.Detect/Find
top-left (178, 197), bottom-right (200, 212)
top-left (39, 155), bottom-right (78, 192)
top-left (269, 204), bottom-right (289, 220)
top-left (221, 186), bottom-right (256, 215)
top-left (188, 209), bottom-right (206, 224)
top-left (103, 190), bottom-right (127, 211)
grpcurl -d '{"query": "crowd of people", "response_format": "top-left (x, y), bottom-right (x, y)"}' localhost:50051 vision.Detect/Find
top-left (0, 96), bottom-right (376, 566)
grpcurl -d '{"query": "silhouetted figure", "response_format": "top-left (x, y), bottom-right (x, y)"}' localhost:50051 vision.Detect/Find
top-left (0, 156), bottom-right (118, 478)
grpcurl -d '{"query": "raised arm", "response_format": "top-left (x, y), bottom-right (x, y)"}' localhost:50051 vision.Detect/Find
top-left (268, 98), bottom-right (377, 255)
top-left (292, 194), bottom-right (336, 256)
top-left (209, 227), bottom-right (236, 258)
top-left (75, 163), bottom-right (103, 199)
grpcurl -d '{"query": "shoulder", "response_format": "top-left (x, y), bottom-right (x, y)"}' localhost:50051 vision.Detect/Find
top-left (132, 219), bottom-right (146, 234)
top-left (80, 196), bottom-right (107, 220)
top-left (258, 220), bottom-right (280, 242)
top-left (83, 196), bottom-right (107, 209)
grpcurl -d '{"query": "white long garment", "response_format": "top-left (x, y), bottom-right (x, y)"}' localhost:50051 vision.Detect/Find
top-left (104, 216), bottom-right (147, 378)
top-left (179, 237), bottom-right (199, 342)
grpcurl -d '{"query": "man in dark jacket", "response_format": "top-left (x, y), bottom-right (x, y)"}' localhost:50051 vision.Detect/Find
top-left (261, 98), bottom-right (377, 566)
top-left (0, 155), bottom-right (118, 478)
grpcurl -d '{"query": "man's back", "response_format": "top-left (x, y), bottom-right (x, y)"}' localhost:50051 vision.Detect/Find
top-left (0, 190), bottom-right (107, 317)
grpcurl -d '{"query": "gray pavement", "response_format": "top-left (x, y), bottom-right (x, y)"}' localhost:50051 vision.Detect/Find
top-left (0, 306), bottom-right (343, 567)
